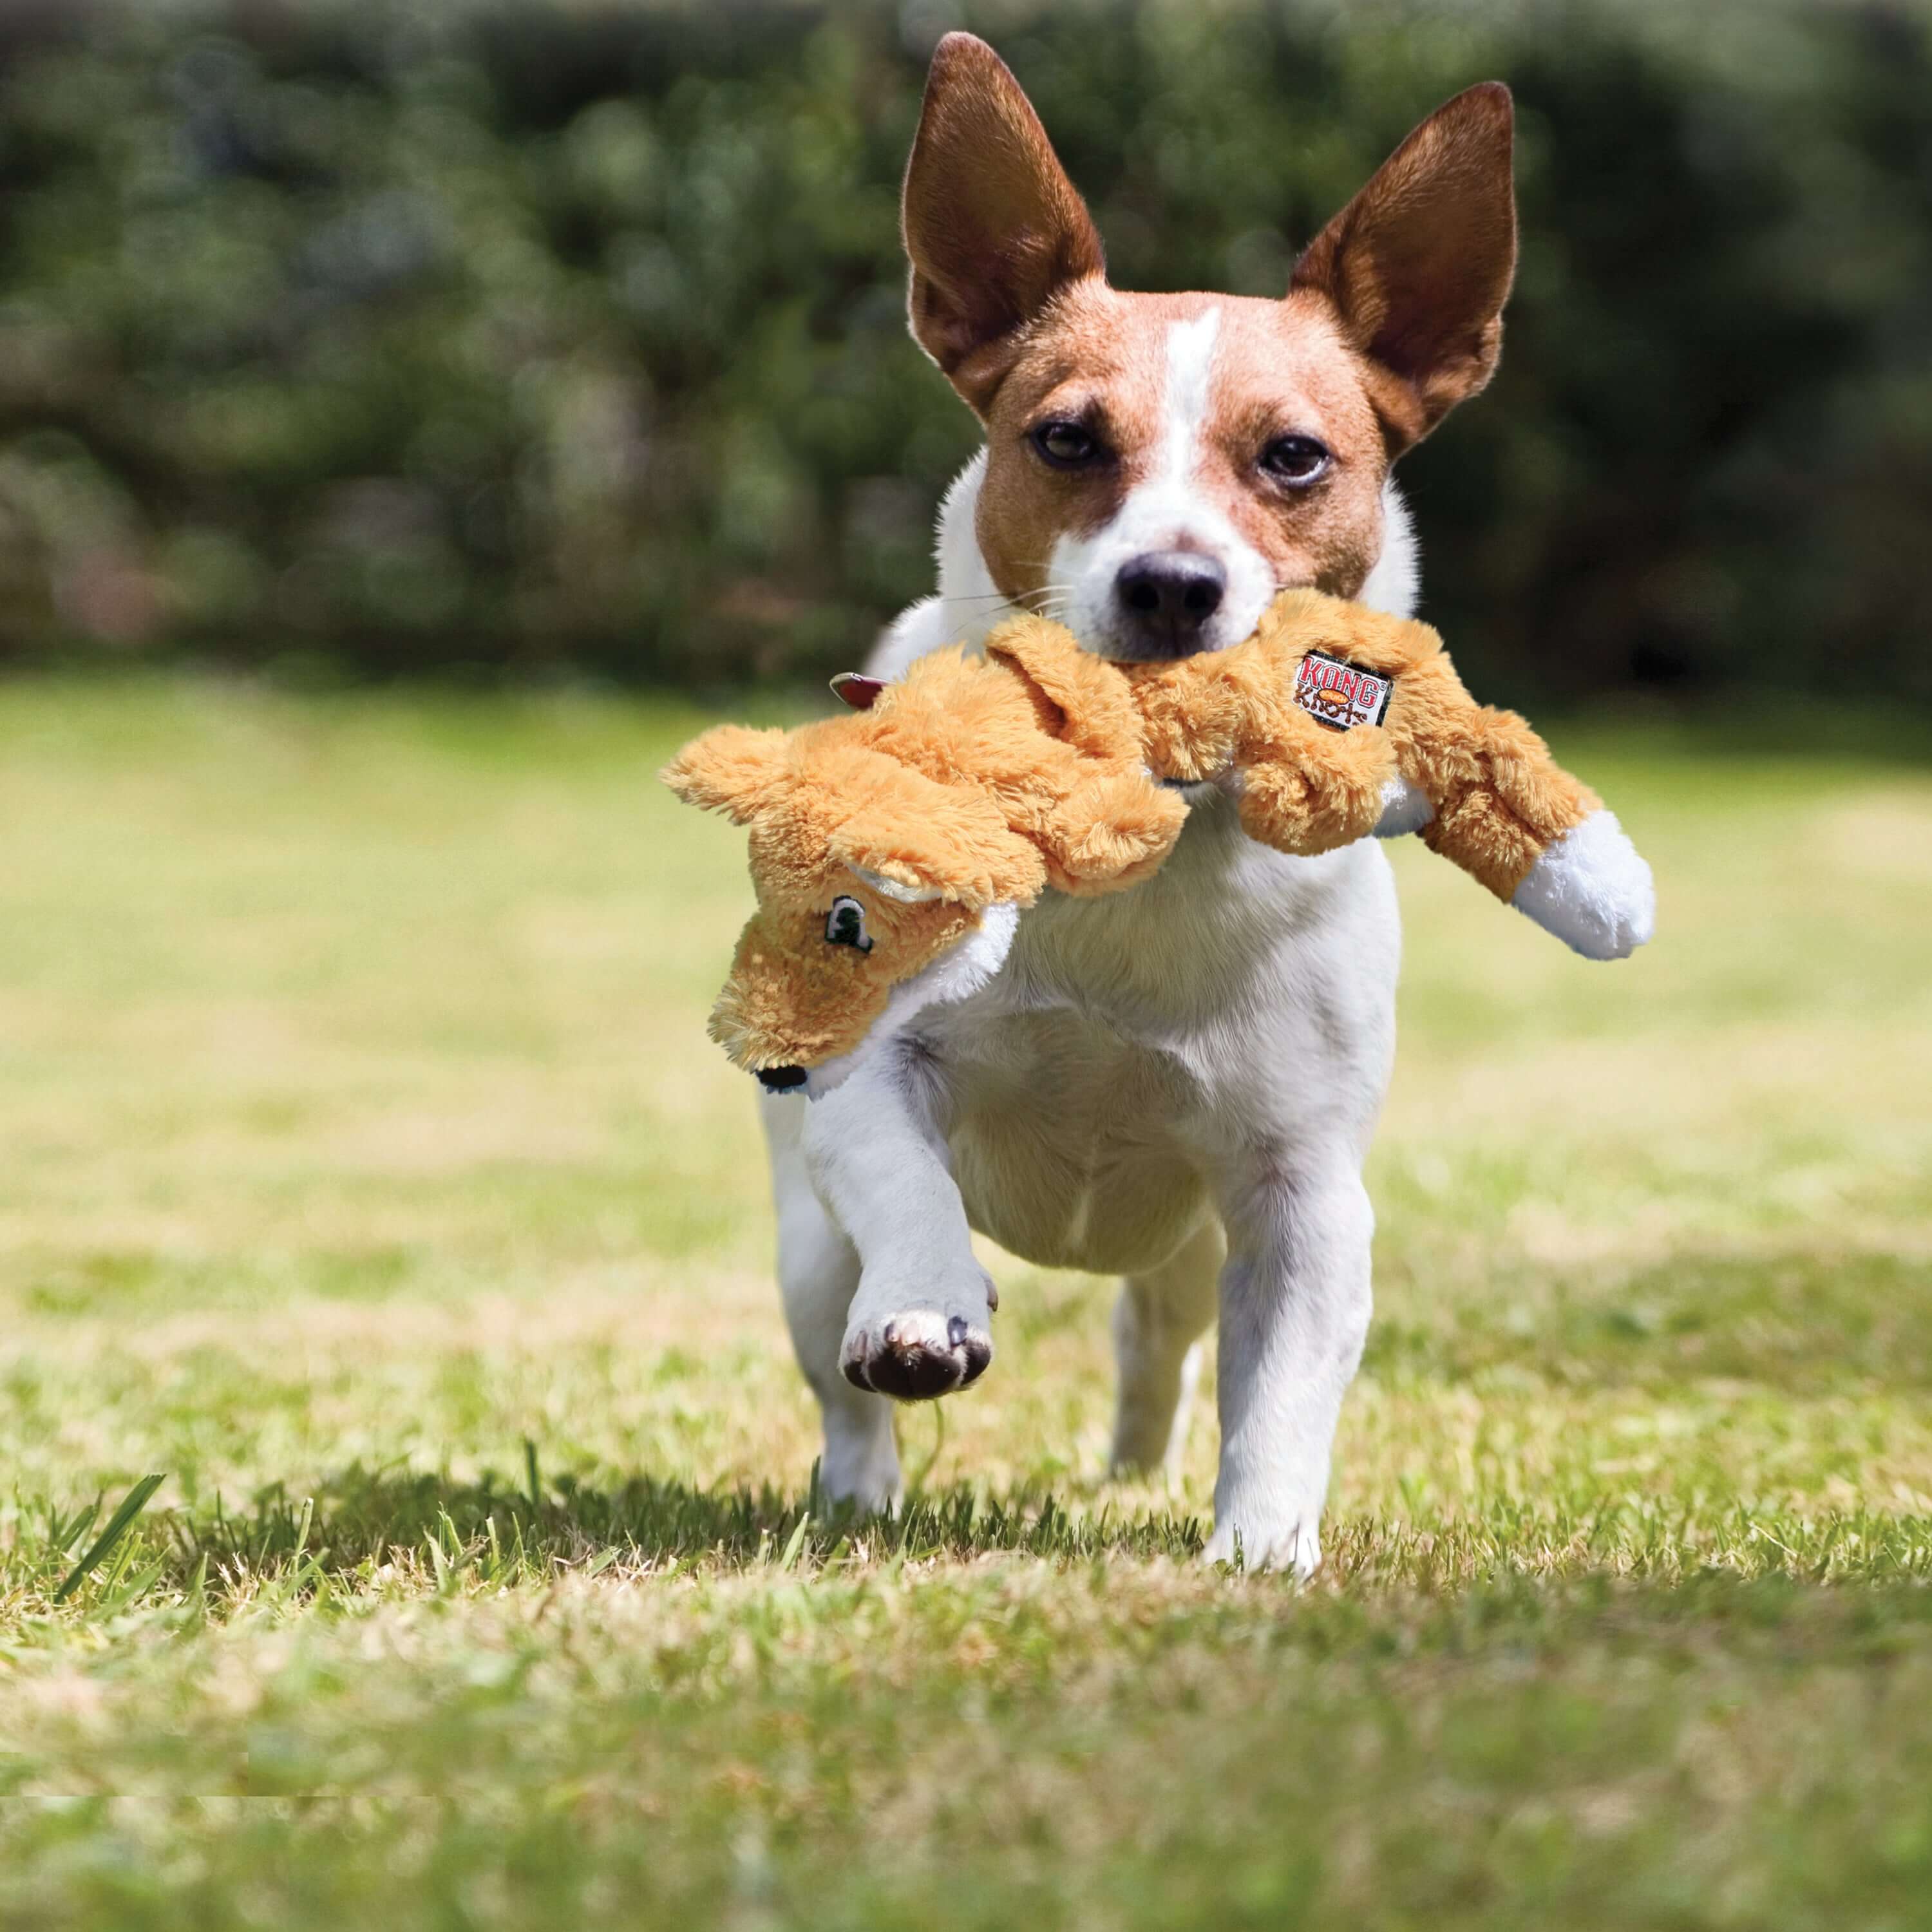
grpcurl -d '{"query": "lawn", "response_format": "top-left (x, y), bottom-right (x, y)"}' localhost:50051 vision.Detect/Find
top-left (1, 678), bottom-right (1928, 1929)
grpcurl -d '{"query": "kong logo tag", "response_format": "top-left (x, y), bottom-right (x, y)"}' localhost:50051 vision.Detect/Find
top-left (1293, 651), bottom-right (1393, 731)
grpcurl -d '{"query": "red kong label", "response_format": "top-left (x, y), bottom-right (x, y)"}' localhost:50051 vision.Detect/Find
top-left (1293, 651), bottom-right (1393, 730)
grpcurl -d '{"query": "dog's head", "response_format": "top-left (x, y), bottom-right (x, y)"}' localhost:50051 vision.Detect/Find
top-left (663, 721), bottom-right (1037, 1086)
top-left (904, 33), bottom-right (1516, 661)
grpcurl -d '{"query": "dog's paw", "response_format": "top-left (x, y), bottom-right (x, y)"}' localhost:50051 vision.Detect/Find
top-left (841, 1304), bottom-right (993, 1402)
top-left (1203, 1515), bottom-right (1322, 1581)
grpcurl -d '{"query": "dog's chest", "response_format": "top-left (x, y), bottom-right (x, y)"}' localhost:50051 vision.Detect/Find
top-left (907, 796), bottom-right (1396, 1274)
top-left (926, 997), bottom-right (1209, 1273)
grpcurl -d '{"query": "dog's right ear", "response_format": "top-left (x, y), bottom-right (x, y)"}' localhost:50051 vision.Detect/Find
top-left (902, 33), bottom-right (1105, 414)
top-left (660, 725), bottom-right (791, 826)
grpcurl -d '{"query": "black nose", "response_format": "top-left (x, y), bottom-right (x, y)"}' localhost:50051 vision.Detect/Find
top-left (755, 1065), bottom-right (808, 1092)
top-left (1113, 551), bottom-right (1227, 658)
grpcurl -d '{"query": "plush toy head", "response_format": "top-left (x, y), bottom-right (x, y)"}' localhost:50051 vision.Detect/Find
top-left (661, 719), bottom-right (1041, 1080)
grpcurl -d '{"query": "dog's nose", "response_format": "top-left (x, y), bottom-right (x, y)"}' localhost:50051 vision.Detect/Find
top-left (1113, 551), bottom-right (1226, 656)
top-left (755, 1065), bottom-right (808, 1092)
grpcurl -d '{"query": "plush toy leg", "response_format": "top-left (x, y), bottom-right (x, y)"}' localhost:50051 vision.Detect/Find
top-left (1038, 770), bottom-right (1189, 896)
top-left (1108, 1217), bottom-right (1225, 1478)
top-left (801, 1046), bottom-right (997, 1405)
top-left (763, 1094), bottom-right (902, 1508)
top-left (1236, 722), bottom-right (1394, 857)
top-left (1204, 1150), bottom-right (1376, 1580)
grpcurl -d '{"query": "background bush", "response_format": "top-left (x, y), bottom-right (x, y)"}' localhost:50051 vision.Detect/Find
top-left (0, 0), bottom-right (1926, 701)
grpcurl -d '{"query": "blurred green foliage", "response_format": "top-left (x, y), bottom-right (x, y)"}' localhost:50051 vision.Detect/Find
top-left (0, 0), bottom-right (1926, 699)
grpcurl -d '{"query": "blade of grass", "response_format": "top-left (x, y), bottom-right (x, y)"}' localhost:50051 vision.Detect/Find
top-left (775, 1510), bottom-right (811, 1574)
top-left (54, 1473), bottom-right (166, 1604)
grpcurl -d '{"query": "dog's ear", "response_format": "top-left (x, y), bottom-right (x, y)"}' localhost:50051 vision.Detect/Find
top-left (902, 32), bottom-right (1105, 414)
top-left (1291, 82), bottom-right (1517, 452)
top-left (660, 725), bottom-right (791, 826)
top-left (827, 755), bottom-right (1046, 912)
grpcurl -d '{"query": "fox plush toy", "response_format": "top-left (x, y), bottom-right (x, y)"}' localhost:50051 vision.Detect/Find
top-left (663, 590), bottom-right (1653, 1090)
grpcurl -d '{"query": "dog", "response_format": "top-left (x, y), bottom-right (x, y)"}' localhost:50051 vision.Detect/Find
top-left (761, 32), bottom-right (1526, 1574)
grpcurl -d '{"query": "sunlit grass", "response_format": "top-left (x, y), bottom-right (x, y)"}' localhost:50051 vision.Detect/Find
top-left (1, 679), bottom-right (1928, 1926)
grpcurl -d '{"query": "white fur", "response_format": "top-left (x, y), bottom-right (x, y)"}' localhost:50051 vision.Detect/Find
top-left (1048, 310), bottom-right (1280, 659)
top-left (869, 451), bottom-right (1004, 677)
top-left (1358, 484), bottom-right (1419, 619)
top-left (810, 431), bottom-right (1645, 1572)
top-left (1510, 808), bottom-right (1656, 960)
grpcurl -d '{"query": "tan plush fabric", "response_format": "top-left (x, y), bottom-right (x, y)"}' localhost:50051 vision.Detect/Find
top-left (661, 632), bottom-right (1188, 1071)
top-left (1121, 589), bottom-right (1597, 898)
top-left (664, 591), bottom-right (1600, 1070)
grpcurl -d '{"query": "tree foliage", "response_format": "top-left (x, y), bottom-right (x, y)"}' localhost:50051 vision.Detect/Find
top-left (0, 0), bottom-right (1926, 699)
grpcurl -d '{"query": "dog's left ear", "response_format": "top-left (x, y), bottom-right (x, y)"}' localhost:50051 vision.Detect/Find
top-left (1291, 82), bottom-right (1517, 452)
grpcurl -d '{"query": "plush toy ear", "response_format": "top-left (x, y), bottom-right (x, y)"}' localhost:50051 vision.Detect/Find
top-left (826, 755), bottom-right (1046, 913)
top-left (660, 725), bottom-right (792, 825)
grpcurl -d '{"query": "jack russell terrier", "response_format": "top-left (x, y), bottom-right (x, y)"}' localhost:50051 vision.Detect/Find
top-left (756, 32), bottom-right (1650, 1574)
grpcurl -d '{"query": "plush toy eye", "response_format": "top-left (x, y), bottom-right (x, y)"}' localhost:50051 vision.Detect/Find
top-left (1030, 420), bottom-right (1106, 469)
top-left (1259, 434), bottom-right (1332, 486)
top-left (824, 896), bottom-right (873, 952)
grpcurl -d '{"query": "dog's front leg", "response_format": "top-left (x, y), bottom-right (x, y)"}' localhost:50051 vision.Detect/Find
top-left (801, 1048), bottom-right (995, 1403)
top-left (762, 1094), bottom-right (902, 1509)
top-left (1204, 1150), bottom-right (1374, 1578)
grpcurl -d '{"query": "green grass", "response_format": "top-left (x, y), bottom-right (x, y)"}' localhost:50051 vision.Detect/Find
top-left (1, 678), bottom-right (1929, 1929)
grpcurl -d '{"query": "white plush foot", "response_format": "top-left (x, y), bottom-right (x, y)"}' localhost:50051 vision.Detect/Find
top-left (841, 1273), bottom-right (995, 1402)
top-left (1510, 808), bottom-right (1656, 960)
top-left (1203, 1514), bottom-right (1323, 1580)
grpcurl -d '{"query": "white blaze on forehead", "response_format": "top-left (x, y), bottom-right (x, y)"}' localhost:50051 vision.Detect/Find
top-left (1048, 305), bottom-right (1277, 656)
top-left (1155, 307), bottom-right (1222, 494)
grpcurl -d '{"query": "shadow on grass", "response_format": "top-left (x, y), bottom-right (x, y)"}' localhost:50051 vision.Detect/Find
top-left (15, 1463), bottom-right (1932, 1613)
top-left (160, 1462), bottom-right (1209, 1590)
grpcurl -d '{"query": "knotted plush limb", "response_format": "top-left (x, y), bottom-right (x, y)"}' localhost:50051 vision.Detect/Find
top-left (1126, 589), bottom-right (1654, 960)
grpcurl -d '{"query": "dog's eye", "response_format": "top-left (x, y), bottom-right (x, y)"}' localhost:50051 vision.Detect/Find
top-left (1030, 420), bottom-right (1105, 469)
top-left (824, 896), bottom-right (873, 952)
top-left (1259, 435), bottom-right (1332, 487)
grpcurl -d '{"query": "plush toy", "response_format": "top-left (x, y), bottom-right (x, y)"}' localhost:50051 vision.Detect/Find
top-left (663, 589), bottom-right (1653, 1083)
